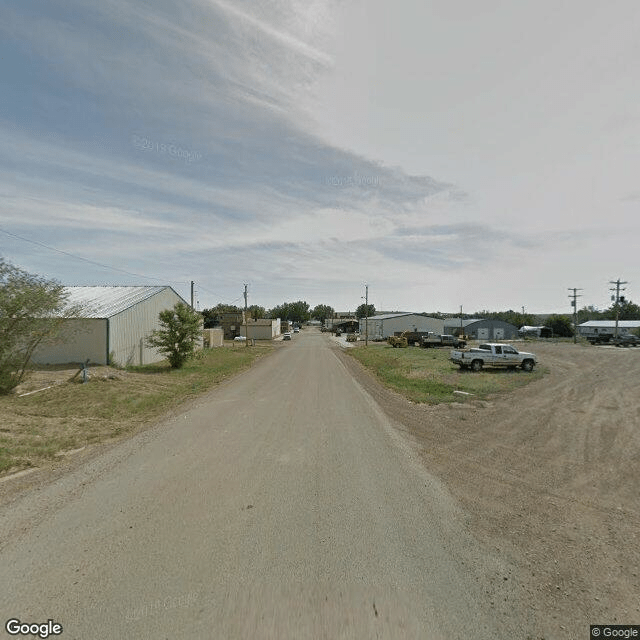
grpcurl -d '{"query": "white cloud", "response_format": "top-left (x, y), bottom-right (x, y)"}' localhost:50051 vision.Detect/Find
top-left (1, 0), bottom-right (639, 312)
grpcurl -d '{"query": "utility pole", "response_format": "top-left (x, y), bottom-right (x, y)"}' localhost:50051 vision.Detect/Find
top-left (609, 279), bottom-right (628, 339)
top-left (568, 288), bottom-right (583, 343)
top-left (243, 283), bottom-right (249, 347)
top-left (460, 305), bottom-right (463, 336)
top-left (190, 281), bottom-right (195, 310)
top-left (364, 284), bottom-right (369, 346)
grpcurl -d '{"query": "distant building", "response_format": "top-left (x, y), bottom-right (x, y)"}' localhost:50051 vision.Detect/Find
top-left (577, 320), bottom-right (640, 340)
top-left (443, 318), bottom-right (519, 341)
top-left (218, 312), bottom-right (245, 340)
top-left (518, 325), bottom-right (552, 338)
top-left (360, 313), bottom-right (444, 340)
top-left (240, 318), bottom-right (281, 340)
top-left (32, 286), bottom-right (192, 366)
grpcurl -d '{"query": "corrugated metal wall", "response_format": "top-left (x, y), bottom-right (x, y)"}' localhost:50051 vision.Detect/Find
top-left (360, 315), bottom-right (444, 339)
top-left (32, 319), bottom-right (108, 365)
top-left (109, 288), bottom-right (187, 366)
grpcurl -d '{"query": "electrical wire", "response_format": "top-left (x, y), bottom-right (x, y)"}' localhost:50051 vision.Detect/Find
top-left (1, 227), bottom-right (248, 307)
top-left (0, 227), bottom-right (188, 285)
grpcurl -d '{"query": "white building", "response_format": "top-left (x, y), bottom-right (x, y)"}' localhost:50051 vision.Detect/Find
top-left (359, 313), bottom-right (444, 340)
top-left (33, 286), bottom-right (191, 366)
top-left (577, 320), bottom-right (640, 339)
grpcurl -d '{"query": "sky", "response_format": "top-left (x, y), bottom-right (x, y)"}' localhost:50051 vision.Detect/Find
top-left (1, 0), bottom-right (639, 315)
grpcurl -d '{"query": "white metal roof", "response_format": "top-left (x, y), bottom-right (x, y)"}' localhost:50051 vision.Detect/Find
top-left (62, 286), bottom-right (177, 318)
top-left (366, 312), bottom-right (431, 321)
top-left (578, 320), bottom-right (640, 328)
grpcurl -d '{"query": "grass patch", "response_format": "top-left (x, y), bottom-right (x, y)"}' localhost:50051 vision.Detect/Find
top-left (0, 344), bottom-right (272, 476)
top-left (347, 343), bottom-right (545, 404)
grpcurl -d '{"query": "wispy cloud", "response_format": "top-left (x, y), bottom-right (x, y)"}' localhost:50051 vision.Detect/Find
top-left (2, 0), bottom-right (637, 312)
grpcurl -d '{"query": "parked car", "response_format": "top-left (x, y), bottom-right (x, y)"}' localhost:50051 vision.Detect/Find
top-left (293, 328), bottom-right (300, 333)
top-left (282, 333), bottom-right (292, 341)
top-left (233, 336), bottom-right (246, 342)
top-left (611, 334), bottom-right (639, 347)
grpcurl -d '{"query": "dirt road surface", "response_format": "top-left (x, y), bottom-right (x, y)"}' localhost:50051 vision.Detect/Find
top-left (337, 338), bottom-right (640, 638)
top-left (1, 330), bottom-right (638, 638)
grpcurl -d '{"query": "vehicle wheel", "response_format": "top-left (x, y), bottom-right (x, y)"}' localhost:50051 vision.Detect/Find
top-left (470, 359), bottom-right (483, 372)
top-left (521, 359), bottom-right (534, 372)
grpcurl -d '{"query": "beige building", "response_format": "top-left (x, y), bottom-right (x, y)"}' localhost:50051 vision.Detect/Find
top-left (240, 318), bottom-right (281, 340)
top-left (33, 286), bottom-right (192, 366)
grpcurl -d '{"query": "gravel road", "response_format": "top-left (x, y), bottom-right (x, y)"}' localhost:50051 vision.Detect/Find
top-left (0, 329), bottom-right (527, 639)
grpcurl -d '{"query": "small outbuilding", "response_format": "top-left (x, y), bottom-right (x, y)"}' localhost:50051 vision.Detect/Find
top-left (32, 285), bottom-right (191, 366)
top-left (240, 318), bottom-right (281, 340)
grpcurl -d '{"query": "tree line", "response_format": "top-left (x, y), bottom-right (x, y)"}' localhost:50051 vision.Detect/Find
top-left (3, 256), bottom-right (640, 391)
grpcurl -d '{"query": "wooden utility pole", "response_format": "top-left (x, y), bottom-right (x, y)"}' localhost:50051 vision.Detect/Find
top-left (191, 281), bottom-right (195, 310)
top-left (568, 288), bottom-right (582, 343)
top-left (609, 279), bottom-right (628, 339)
top-left (243, 283), bottom-right (249, 347)
top-left (364, 284), bottom-right (369, 346)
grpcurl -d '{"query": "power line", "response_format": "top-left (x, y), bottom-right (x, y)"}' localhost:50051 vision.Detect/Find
top-left (2, 227), bottom-right (248, 309)
top-left (0, 227), bottom-right (188, 285)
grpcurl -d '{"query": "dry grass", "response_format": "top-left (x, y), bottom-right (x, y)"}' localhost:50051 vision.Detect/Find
top-left (347, 342), bottom-right (546, 404)
top-left (0, 344), bottom-right (272, 476)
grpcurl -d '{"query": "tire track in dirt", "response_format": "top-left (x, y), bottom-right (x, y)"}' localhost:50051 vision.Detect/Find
top-left (336, 341), bottom-right (640, 637)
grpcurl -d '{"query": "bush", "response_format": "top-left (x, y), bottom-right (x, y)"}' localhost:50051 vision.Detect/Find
top-left (146, 303), bottom-right (202, 369)
top-left (0, 259), bottom-right (75, 394)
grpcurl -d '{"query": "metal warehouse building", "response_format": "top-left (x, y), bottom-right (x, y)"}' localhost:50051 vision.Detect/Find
top-left (577, 320), bottom-right (640, 339)
top-left (443, 318), bottom-right (519, 341)
top-left (360, 313), bottom-right (444, 340)
top-left (33, 286), bottom-right (190, 366)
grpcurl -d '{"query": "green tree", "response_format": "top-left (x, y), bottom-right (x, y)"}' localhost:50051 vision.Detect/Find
top-left (355, 303), bottom-right (375, 319)
top-left (146, 302), bottom-right (202, 369)
top-left (0, 259), bottom-right (77, 394)
top-left (604, 298), bottom-right (640, 321)
top-left (473, 309), bottom-right (538, 328)
top-left (268, 301), bottom-right (310, 324)
top-left (576, 305), bottom-right (604, 324)
top-left (248, 305), bottom-right (266, 320)
top-left (201, 304), bottom-right (241, 328)
top-left (311, 304), bottom-right (335, 324)
top-left (546, 314), bottom-right (575, 337)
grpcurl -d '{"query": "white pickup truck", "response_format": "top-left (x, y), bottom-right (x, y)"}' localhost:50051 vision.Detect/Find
top-left (450, 343), bottom-right (537, 372)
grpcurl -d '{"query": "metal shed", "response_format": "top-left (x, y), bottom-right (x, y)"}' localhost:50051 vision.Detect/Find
top-left (444, 318), bottom-right (519, 341)
top-left (359, 313), bottom-right (444, 340)
top-left (32, 286), bottom-right (190, 366)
